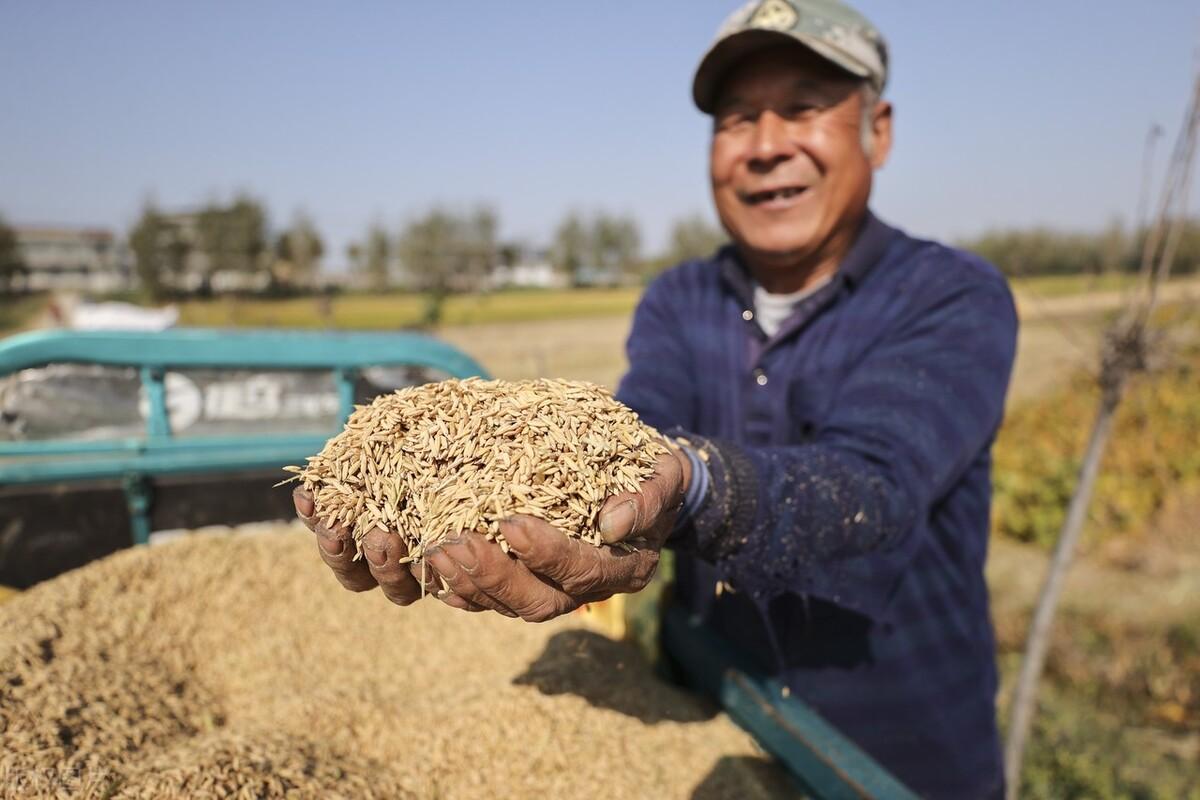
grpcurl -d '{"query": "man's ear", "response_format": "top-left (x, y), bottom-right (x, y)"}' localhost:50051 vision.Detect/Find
top-left (868, 101), bottom-right (893, 169)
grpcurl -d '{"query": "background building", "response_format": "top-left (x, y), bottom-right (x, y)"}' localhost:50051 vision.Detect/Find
top-left (13, 226), bottom-right (133, 293)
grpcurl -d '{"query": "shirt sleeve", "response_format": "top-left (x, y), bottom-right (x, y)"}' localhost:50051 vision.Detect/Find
top-left (673, 273), bottom-right (1018, 619)
top-left (614, 273), bottom-right (697, 433)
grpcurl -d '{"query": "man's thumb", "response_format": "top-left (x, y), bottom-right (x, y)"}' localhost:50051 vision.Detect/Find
top-left (598, 497), bottom-right (639, 544)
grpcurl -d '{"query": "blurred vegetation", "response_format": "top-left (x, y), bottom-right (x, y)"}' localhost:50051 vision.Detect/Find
top-left (551, 210), bottom-right (642, 287)
top-left (0, 292), bottom-right (46, 334)
top-left (1011, 677), bottom-right (1200, 799)
top-left (995, 584), bottom-right (1200, 799)
top-left (359, 223), bottom-right (391, 293)
top-left (396, 206), bottom-right (498, 326)
top-left (991, 314), bottom-right (1200, 795)
top-left (993, 335), bottom-right (1200, 548)
top-left (959, 217), bottom-right (1200, 278)
top-left (273, 210), bottom-right (324, 288)
top-left (130, 195), bottom-right (270, 300)
top-left (642, 214), bottom-right (729, 277)
top-left (0, 212), bottom-right (28, 292)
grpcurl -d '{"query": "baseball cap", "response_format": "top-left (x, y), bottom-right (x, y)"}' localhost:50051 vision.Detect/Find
top-left (692, 0), bottom-right (889, 114)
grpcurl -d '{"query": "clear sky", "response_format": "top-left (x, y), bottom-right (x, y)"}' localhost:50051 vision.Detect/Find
top-left (2, 0), bottom-right (1198, 268)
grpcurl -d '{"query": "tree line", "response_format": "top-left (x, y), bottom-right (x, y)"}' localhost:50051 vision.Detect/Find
top-left (6, 202), bottom-right (1197, 301)
top-left (129, 197), bottom-right (324, 301)
top-left (958, 219), bottom-right (1200, 278)
top-left (118, 200), bottom-right (730, 308)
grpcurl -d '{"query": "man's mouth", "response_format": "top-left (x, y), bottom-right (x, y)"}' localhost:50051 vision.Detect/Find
top-left (741, 186), bottom-right (809, 206)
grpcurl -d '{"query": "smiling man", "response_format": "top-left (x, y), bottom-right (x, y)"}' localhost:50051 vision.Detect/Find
top-left (294, 1), bottom-right (1017, 797)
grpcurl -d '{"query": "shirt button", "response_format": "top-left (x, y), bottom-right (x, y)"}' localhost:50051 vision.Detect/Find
top-left (742, 309), bottom-right (754, 321)
top-left (754, 369), bottom-right (768, 386)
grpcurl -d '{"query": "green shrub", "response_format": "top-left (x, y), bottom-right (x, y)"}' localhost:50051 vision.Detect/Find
top-left (993, 348), bottom-right (1200, 547)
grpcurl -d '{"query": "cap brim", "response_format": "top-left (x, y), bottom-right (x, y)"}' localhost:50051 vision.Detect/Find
top-left (692, 29), bottom-right (871, 114)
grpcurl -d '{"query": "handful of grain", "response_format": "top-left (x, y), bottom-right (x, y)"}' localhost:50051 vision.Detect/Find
top-left (286, 378), bottom-right (669, 560)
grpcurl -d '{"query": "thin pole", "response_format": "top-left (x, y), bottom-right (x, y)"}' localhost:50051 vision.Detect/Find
top-left (1003, 69), bottom-right (1200, 799)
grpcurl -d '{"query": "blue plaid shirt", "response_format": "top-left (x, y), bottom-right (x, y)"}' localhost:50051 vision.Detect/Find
top-left (616, 213), bottom-right (1017, 800)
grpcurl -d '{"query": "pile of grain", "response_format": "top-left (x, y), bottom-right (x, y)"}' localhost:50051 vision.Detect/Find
top-left (287, 378), bottom-right (669, 558)
top-left (0, 529), bottom-right (793, 799)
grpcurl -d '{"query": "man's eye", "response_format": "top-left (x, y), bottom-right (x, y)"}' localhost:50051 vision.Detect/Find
top-left (716, 113), bottom-right (753, 132)
top-left (782, 103), bottom-right (817, 120)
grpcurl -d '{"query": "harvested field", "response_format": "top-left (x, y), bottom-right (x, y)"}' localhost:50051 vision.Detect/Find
top-left (0, 529), bottom-right (793, 799)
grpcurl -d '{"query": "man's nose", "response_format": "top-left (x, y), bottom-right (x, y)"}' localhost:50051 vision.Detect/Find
top-left (749, 110), bottom-right (797, 167)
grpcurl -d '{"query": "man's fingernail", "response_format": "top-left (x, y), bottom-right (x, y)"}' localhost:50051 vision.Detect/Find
top-left (599, 500), bottom-right (637, 541)
top-left (499, 519), bottom-right (529, 554)
top-left (317, 535), bottom-right (345, 556)
top-left (427, 549), bottom-right (458, 581)
top-left (444, 540), bottom-right (478, 573)
top-left (363, 545), bottom-right (388, 566)
top-left (294, 492), bottom-right (314, 518)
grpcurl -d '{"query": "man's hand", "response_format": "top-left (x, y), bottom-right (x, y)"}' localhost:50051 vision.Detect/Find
top-left (422, 449), bottom-right (690, 622)
top-left (293, 487), bottom-right (436, 608)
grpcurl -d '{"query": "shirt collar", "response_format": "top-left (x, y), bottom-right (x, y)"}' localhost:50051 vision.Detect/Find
top-left (717, 211), bottom-right (899, 306)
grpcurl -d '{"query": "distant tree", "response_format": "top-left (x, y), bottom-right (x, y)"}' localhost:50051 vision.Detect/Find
top-left (197, 207), bottom-right (231, 279)
top-left (364, 223), bottom-right (390, 292)
top-left (229, 195), bottom-right (269, 274)
top-left (397, 205), bottom-right (498, 327)
top-left (591, 214), bottom-right (641, 281)
top-left (197, 194), bottom-right (268, 290)
top-left (464, 206), bottom-right (498, 290)
top-left (551, 211), bottom-right (641, 286)
top-left (0, 213), bottom-right (26, 293)
top-left (962, 228), bottom-right (1098, 277)
top-left (959, 219), bottom-right (1200, 279)
top-left (130, 207), bottom-right (164, 301)
top-left (552, 212), bottom-right (589, 286)
top-left (275, 211), bottom-right (324, 288)
top-left (346, 242), bottom-right (363, 273)
top-left (1142, 217), bottom-right (1200, 274)
top-left (130, 204), bottom-right (190, 301)
top-left (666, 213), bottom-right (728, 265)
top-left (1095, 217), bottom-right (1127, 286)
top-left (497, 242), bottom-right (524, 268)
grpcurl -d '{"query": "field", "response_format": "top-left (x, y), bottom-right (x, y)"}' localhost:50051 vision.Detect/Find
top-left (167, 273), bottom-right (1194, 333)
top-left (175, 287), bottom-right (643, 330)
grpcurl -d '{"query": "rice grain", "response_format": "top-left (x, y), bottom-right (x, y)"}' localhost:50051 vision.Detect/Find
top-left (286, 378), bottom-right (670, 560)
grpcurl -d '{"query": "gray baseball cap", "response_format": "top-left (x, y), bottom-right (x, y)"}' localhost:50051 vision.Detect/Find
top-left (693, 0), bottom-right (889, 113)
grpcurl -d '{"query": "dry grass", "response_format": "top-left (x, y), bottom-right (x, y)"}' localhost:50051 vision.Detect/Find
top-left (0, 529), bottom-right (792, 799)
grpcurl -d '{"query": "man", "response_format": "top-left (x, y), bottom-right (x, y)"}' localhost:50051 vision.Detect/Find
top-left (294, 1), bottom-right (1016, 796)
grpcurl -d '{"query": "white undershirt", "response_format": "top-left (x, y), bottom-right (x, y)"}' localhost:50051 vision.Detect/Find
top-left (752, 275), bottom-right (833, 337)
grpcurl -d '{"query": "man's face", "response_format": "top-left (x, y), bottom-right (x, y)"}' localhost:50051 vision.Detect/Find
top-left (709, 45), bottom-right (891, 272)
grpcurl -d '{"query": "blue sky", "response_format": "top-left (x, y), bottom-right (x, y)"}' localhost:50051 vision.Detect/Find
top-left (2, 0), bottom-right (1198, 268)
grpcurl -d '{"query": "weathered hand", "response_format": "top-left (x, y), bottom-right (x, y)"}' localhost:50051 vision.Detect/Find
top-left (422, 449), bottom-right (690, 622)
top-left (293, 487), bottom-right (421, 607)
